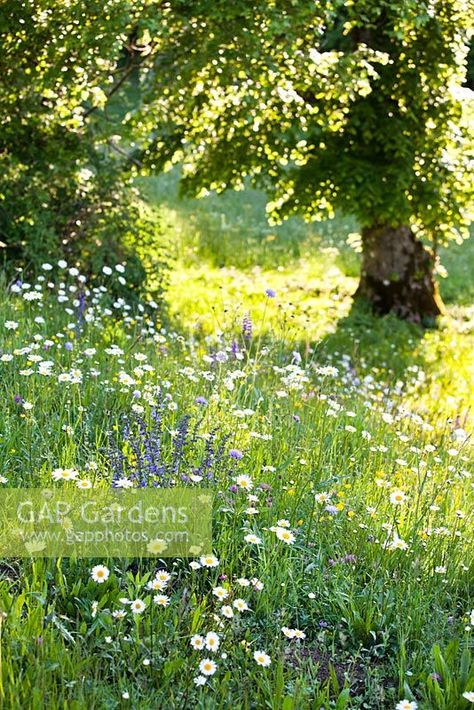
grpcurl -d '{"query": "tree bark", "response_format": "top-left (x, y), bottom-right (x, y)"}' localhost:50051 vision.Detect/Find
top-left (355, 224), bottom-right (445, 322)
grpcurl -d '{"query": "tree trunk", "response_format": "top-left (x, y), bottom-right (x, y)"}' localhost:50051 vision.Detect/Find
top-left (355, 224), bottom-right (445, 322)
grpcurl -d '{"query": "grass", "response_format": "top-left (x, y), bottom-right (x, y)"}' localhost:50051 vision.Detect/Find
top-left (0, 180), bottom-right (473, 709)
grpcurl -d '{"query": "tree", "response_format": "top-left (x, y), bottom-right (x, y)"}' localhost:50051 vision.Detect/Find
top-left (0, 0), bottom-right (161, 293)
top-left (2, 2), bottom-right (472, 321)
top-left (133, 0), bottom-right (473, 321)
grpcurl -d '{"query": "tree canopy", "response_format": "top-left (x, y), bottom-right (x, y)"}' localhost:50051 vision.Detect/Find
top-left (1, 1), bottom-right (473, 316)
top-left (133, 0), bottom-right (473, 248)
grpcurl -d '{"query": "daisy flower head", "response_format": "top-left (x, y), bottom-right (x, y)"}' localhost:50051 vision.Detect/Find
top-left (52, 468), bottom-right (79, 482)
top-left (130, 599), bottom-right (146, 614)
top-left (155, 570), bottom-right (171, 584)
top-left (212, 586), bottom-right (229, 600)
top-left (388, 536), bottom-right (409, 551)
top-left (221, 605), bottom-right (234, 619)
top-left (205, 632), bottom-right (220, 652)
top-left (390, 489), bottom-right (407, 505)
top-left (235, 474), bottom-right (253, 490)
top-left (293, 629), bottom-right (306, 639)
top-left (91, 564), bottom-right (110, 584)
top-left (153, 594), bottom-right (170, 607)
top-left (147, 578), bottom-right (167, 591)
top-left (190, 635), bottom-right (205, 650)
top-left (275, 527), bottom-right (295, 545)
top-left (199, 659), bottom-right (217, 676)
top-left (244, 533), bottom-right (262, 545)
top-left (254, 650), bottom-right (271, 667)
top-left (462, 692), bottom-right (474, 702)
top-left (194, 675), bottom-right (207, 686)
top-left (233, 598), bottom-right (249, 612)
top-left (200, 554), bottom-right (219, 568)
top-left (112, 609), bottom-right (126, 620)
top-left (395, 701), bottom-right (418, 710)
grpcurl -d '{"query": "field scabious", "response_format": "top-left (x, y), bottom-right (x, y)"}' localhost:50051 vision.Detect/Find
top-left (0, 261), bottom-right (473, 709)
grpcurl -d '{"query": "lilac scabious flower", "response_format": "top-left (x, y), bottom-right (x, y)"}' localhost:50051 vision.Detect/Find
top-left (229, 448), bottom-right (243, 460)
top-left (265, 288), bottom-right (276, 298)
top-left (65, 342), bottom-right (74, 351)
top-left (242, 313), bottom-right (253, 340)
top-left (325, 505), bottom-right (339, 515)
top-left (195, 396), bottom-right (208, 406)
top-left (14, 395), bottom-right (23, 404)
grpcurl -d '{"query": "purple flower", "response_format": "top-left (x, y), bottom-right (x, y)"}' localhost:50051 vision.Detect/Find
top-left (242, 313), bottom-right (253, 340)
top-left (14, 395), bottom-right (23, 404)
top-left (65, 342), bottom-right (73, 351)
top-left (229, 448), bottom-right (243, 460)
top-left (229, 484), bottom-right (238, 493)
top-left (265, 288), bottom-right (276, 298)
top-left (325, 505), bottom-right (339, 515)
top-left (293, 414), bottom-right (301, 423)
top-left (195, 396), bottom-right (208, 406)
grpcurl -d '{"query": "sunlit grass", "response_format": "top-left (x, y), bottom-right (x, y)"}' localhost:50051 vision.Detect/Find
top-left (0, 177), bottom-right (472, 709)
top-left (142, 173), bottom-right (474, 423)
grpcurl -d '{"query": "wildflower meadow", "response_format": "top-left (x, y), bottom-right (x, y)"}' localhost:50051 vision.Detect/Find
top-left (1, 3), bottom-right (473, 709)
top-left (0, 194), bottom-right (473, 708)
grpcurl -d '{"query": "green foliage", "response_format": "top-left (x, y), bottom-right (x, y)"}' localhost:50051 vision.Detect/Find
top-left (1, 1), bottom-right (472, 299)
top-left (0, 233), bottom-right (473, 706)
top-left (420, 641), bottom-right (474, 709)
top-left (133, 0), bottom-right (474, 245)
top-left (0, 1), bottom-right (166, 297)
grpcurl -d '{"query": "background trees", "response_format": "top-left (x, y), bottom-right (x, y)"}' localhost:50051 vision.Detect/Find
top-left (1, 1), bottom-right (473, 321)
top-left (0, 1), bottom-right (162, 293)
top-left (137, 0), bottom-right (473, 321)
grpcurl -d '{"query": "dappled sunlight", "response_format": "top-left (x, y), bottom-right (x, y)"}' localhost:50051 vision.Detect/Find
top-left (166, 257), bottom-right (357, 343)
top-left (1, 2), bottom-right (473, 707)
